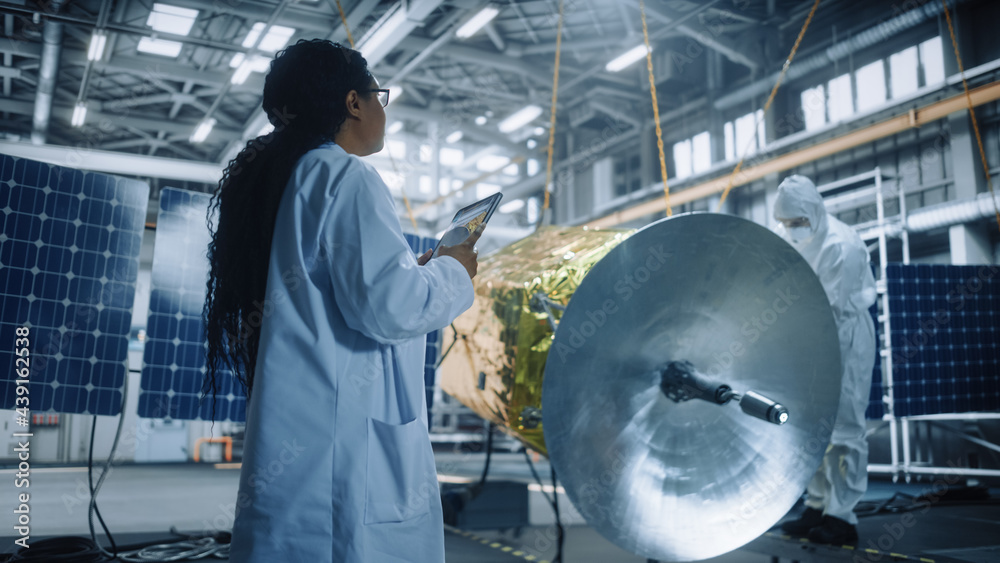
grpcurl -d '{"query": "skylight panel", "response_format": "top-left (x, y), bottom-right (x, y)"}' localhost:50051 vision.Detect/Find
top-left (137, 37), bottom-right (183, 57)
top-left (146, 3), bottom-right (199, 36)
top-left (242, 22), bottom-right (296, 52)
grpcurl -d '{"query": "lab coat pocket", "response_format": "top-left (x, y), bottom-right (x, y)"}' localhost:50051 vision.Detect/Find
top-left (364, 416), bottom-right (436, 524)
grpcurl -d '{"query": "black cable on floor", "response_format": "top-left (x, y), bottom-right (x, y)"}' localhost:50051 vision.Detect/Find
top-left (477, 422), bottom-right (494, 492)
top-left (855, 485), bottom-right (997, 517)
top-left (88, 416), bottom-right (118, 558)
top-left (9, 536), bottom-right (107, 562)
top-left (550, 464), bottom-right (564, 563)
top-left (523, 450), bottom-right (563, 563)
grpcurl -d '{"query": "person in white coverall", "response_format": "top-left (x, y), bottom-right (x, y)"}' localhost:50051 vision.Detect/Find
top-left (203, 40), bottom-right (481, 563)
top-left (773, 175), bottom-right (877, 545)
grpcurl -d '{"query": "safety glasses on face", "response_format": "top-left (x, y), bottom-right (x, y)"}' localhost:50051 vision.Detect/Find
top-left (361, 88), bottom-right (390, 107)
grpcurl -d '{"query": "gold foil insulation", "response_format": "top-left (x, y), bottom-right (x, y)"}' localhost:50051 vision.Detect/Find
top-left (438, 226), bottom-right (632, 454)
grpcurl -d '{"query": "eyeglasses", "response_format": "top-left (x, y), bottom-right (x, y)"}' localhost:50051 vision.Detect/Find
top-left (362, 88), bottom-right (390, 107)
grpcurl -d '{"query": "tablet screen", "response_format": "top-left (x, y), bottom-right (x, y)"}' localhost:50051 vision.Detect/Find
top-left (432, 193), bottom-right (502, 257)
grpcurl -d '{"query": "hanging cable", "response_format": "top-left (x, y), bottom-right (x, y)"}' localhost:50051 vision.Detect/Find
top-left (434, 324), bottom-right (460, 369)
top-left (387, 144), bottom-right (419, 231)
top-left (538, 0), bottom-right (565, 229)
top-left (941, 0), bottom-right (1000, 233)
top-left (716, 0), bottom-right (822, 211)
top-left (334, 0), bottom-right (355, 48)
top-left (640, 0), bottom-right (672, 217)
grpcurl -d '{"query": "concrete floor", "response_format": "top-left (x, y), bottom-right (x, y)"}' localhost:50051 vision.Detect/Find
top-left (1, 456), bottom-right (997, 562)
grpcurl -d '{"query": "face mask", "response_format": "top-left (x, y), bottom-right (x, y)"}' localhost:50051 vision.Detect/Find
top-left (788, 226), bottom-right (813, 244)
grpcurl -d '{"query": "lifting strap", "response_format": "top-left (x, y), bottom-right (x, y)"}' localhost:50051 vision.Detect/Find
top-left (941, 0), bottom-right (1000, 233)
top-left (717, 0), bottom-right (822, 211)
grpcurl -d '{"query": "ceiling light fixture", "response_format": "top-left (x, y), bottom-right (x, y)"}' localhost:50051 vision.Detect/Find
top-left (456, 6), bottom-right (499, 39)
top-left (87, 31), bottom-right (107, 61)
top-left (190, 118), bottom-right (216, 143)
top-left (71, 103), bottom-right (87, 127)
top-left (605, 44), bottom-right (650, 73)
top-left (498, 105), bottom-right (542, 133)
top-left (356, 5), bottom-right (408, 66)
top-left (231, 61), bottom-right (253, 85)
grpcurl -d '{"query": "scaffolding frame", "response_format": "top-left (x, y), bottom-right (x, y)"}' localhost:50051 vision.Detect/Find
top-left (822, 167), bottom-right (1000, 481)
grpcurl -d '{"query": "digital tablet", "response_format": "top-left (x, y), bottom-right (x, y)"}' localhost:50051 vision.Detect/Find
top-left (432, 192), bottom-right (503, 258)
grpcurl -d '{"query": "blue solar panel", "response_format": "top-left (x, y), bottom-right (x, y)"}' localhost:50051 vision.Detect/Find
top-left (139, 187), bottom-right (244, 421)
top-left (138, 198), bottom-right (442, 423)
top-left (404, 233), bottom-right (444, 427)
top-left (0, 153), bottom-right (147, 416)
top-left (886, 263), bottom-right (999, 416)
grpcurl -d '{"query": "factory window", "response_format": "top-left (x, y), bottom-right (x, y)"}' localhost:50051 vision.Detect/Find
top-left (673, 139), bottom-right (692, 180)
top-left (672, 131), bottom-right (711, 180)
top-left (500, 199), bottom-right (525, 214)
top-left (526, 197), bottom-right (540, 224)
top-left (890, 47), bottom-right (919, 99)
top-left (419, 175), bottom-right (432, 194)
top-left (385, 139), bottom-right (406, 158)
top-left (477, 155), bottom-right (510, 172)
top-left (613, 154), bottom-right (641, 197)
top-left (477, 183), bottom-right (501, 199)
top-left (920, 36), bottom-right (945, 85)
top-left (855, 60), bottom-right (886, 112)
top-left (724, 110), bottom-right (765, 161)
top-left (439, 178), bottom-right (462, 196)
top-left (827, 73), bottom-right (854, 123)
top-left (527, 159), bottom-right (540, 176)
top-left (801, 85), bottom-right (826, 131)
top-left (378, 169), bottom-right (405, 195)
top-left (440, 147), bottom-right (464, 166)
top-left (692, 132), bottom-right (711, 174)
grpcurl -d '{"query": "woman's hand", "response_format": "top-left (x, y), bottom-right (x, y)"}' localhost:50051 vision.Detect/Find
top-left (435, 225), bottom-right (484, 279)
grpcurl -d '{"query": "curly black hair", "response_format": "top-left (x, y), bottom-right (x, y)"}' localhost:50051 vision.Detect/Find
top-left (202, 39), bottom-right (374, 418)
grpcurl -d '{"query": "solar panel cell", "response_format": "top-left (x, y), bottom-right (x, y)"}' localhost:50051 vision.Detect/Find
top-left (0, 153), bottom-right (147, 416)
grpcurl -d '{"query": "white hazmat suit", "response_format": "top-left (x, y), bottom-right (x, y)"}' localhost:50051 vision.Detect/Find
top-left (772, 175), bottom-right (877, 525)
top-left (229, 142), bottom-right (474, 562)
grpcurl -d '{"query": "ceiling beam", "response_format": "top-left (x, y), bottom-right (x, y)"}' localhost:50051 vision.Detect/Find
top-left (0, 5), bottom-right (265, 54)
top-left (357, 0), bottom-right (446, 67)
top-left (0, 39), bottom-right (266, 90)
top-left (400, 36), bottom-right (554, 87)
top-left (0, 139), bottom-right (223, 183)
top-left (0, 98), bottom-right (242, 141)
top-left (387, 104), bottom-right (526, 156)
top-left (628, 2), bottom-right (758, 71)
top-left (159, 0), bottom-right (340, 33)
top-left (326, 0), bottom-right (381, 45)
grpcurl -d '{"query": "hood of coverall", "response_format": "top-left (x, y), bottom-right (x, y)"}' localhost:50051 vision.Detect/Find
top-left (773, 175), bottom-right (829, 261)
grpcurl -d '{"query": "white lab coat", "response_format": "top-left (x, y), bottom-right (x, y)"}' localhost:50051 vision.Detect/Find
top-left (229, 142), bottom-right (474, 562)
top-left (773, 175), bottom-right (877, 525)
